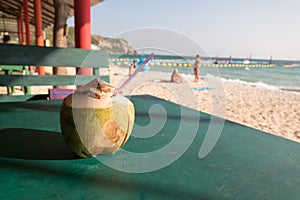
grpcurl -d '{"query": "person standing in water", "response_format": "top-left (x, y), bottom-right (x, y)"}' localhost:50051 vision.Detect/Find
top-left (193, 54), bottom-right (201, 82)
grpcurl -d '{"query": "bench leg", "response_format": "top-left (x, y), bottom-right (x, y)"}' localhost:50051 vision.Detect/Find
top-left (23, 66), bottom-right (31, 94)
top-left (93, 68), bottom-right (99, 75)
top-left (4, 70), bottom-right (14, 95)
top-left (4, 67), bottom-right (30, 95)
top-left (23, 86), bottom-right (31, 94)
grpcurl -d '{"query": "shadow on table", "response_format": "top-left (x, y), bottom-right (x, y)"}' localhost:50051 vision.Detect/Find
top-left (0, 128), bottom-right (76, 160)
top-left (0, 100), bottom-right (61, 113)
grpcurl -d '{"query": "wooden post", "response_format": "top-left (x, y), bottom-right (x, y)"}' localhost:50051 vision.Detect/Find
top-left (17, 18), bottom-right (21, 44)
top-left (19, 8), bottom-right (24, 45)
top-left (53, 0), bottom-right (70, 88)
top-left (23, 0), bottom-right (30, 45)
top-left (74, 0), bottom-right (92, 75)
top-left (34, 0), bottom-right (45, 75)
top-left (24, 0), bottom-right (35, 75)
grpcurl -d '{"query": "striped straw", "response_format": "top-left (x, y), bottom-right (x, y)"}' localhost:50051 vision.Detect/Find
top-left (112, 53), bottom-right (154, 97)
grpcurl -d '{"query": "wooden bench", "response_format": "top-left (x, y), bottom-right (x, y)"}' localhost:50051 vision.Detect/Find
top-left (0, 65), bottom-right (30, 94)
top-left (0, 44), bottom-right (109, 102)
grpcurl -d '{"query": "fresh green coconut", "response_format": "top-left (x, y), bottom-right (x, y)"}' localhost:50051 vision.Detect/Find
top-left (60, 79), bottom-right (135, 158)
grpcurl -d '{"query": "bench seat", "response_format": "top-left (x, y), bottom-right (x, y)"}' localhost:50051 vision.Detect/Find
top-left (0, 44), bottom-right (110, 102)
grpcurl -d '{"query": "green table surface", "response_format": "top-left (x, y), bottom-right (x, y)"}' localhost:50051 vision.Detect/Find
top-left (0, 95), bottom-right (300, 200)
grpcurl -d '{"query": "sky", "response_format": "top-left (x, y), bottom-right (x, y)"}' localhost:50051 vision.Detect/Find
top-left (68, 0), bottom-right (300, 60)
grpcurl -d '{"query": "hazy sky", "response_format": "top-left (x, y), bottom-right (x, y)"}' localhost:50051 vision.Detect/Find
top-left (68, 0), bottom-right (300, 60)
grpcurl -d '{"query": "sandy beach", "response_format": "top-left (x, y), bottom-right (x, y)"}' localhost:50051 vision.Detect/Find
top-left (1, 66), bottom-right (299, 143)
top-left (110, 66), bottom-right (300, 143)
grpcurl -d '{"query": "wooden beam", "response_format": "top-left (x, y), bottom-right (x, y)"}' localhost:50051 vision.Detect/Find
top-left (74, 0), bottom-right (92, 75)
top-left (19, 7), bottom-right (24, 44)
top-left (24, 0), bottom-right (31, 45)
top-left (34, 0), bottom-right (45, 75)
top-left (0, 4), bottom-right (20, 16)
top-left (0, 44), bottom-right (108, 68)
top-left (0, 75), bottom-right (109, 86)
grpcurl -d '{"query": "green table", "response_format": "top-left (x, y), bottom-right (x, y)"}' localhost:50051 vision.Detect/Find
top-left (0, 95), bottom-right (300, 199)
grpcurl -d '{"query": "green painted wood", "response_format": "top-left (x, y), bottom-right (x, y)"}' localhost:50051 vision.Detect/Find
top-left (0, 94), bottom-right (49, 102)
top-left (0, 75), bottom-right (109, 102)
top-left (1, 65), bottom-right (31, 95)
top-left (0, 44), bottom-right (108, 67)
top-left (0, 65), bottom-right (26, 71)
top-left (0, 75), bottom-right (109, 86)
top-left (0, 95), bottom-right (300, 199)
top-left (0, 44), bottom-right (109, 97)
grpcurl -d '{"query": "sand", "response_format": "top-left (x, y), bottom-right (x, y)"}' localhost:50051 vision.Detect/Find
top-left (110, 66), bottom-right (300, 143)
top-left (1, 66), bottom-right (299, 143)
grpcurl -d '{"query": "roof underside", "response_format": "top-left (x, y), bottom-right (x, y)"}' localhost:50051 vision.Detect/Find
top-left (0, 0), bottom-right (104, 33)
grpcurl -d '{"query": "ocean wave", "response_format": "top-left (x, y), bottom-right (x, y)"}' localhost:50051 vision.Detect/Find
top-left (181, 73), bottom-right (194, 79)
top-left (222, 78), bottom-right (280, 91)
top-left (197, 73), bottom-right (300, 93)
top-left (219, 77), bottom-right (300, 94)
top-left (279, 86), bottom-right (300, 93)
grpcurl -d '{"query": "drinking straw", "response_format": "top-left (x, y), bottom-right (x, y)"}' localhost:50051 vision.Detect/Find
top-left (112, 53), bottom-right (154, 97)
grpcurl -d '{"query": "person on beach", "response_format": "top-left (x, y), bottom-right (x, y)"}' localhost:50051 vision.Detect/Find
top-left (193, 54), bottom-right (201, 82)
top-left (171, 68), bottom-right (183, 83)
top-left (2, 35), bottom-right (10, 43)
top-left (129, 60), bottom-right (136, 76)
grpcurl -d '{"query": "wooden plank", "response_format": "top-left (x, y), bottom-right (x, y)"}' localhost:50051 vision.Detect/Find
top-left (0, 94), bottom-right (49, 102)
top-left (0, 65), bottom-right (26, 71)
top-left (0, 44), bottom-right (108, 67)
top-left (0, 75), bottom-right (110, 86)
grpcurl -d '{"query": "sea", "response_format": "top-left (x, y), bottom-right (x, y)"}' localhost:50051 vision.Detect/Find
top-left (112, 56), bottom-right (300, 94)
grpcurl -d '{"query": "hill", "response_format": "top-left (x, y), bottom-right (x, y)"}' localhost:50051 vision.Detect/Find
top-left (45, 26), bottom-right (136, 54)
top-left (92, 34), bottom-right (136, 54)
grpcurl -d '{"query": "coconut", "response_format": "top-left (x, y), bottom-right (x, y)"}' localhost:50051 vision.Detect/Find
top-left (60, 79), bottom-right (135, 158)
